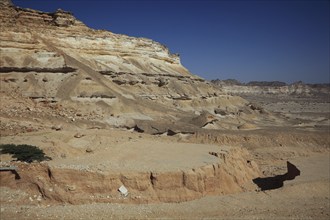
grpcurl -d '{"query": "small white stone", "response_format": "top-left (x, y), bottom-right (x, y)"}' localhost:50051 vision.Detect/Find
top-left (118, 185), bottom-right (128, 196)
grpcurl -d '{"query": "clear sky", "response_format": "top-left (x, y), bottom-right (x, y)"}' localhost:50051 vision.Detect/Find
top-left (13, 0), bottom-right (329, 83)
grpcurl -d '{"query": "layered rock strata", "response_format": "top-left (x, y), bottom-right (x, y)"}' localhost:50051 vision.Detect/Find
top-left (0, 0), bottom-right (270, 133)
top-left (0, 145), bottom-right (260, 204)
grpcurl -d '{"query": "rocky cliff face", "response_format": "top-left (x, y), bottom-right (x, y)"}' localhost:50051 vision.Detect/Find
top-left (0, 0), bottom-right (188, 75)
top-left (0, 0), bottom-right (271, 134)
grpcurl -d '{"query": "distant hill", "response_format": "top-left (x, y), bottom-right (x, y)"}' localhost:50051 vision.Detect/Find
top-left (211, 79), bottom-right (329, 98)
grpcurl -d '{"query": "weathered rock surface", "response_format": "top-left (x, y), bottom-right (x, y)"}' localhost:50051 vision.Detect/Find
top-left (0, 145), bottom-right (260, 204)
top-left (0, 0), bottom-right (272, 134)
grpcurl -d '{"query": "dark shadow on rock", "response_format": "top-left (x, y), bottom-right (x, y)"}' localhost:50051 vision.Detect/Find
top-left (0, 169), bottom-right (21, 180)
top-left (253, 161), bottom-right (300, 191)
top-left (12, 170), bottom-right (21, 179)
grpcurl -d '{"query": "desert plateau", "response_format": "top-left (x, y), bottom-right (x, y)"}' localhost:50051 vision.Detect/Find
top-left (0, 0), bottom-right (329, 219)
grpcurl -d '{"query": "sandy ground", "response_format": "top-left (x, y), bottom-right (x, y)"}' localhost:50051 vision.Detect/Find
top-left (0, 129), bottom-right (221, 172)
top-left (49, 140), bottom-right (222, 172)
top-left (1, 93), bottom-right (329, 219)
top-left (0, 127), bottom-right (329, 219)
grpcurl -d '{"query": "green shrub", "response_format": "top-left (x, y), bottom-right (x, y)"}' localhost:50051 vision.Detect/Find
top-left (0, 144), bottom-right (51, 163)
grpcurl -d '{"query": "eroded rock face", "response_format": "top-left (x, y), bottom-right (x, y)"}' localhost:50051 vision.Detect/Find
top-left (0, 2), bottom-right (186, 75)
top-left (0, 0), bottom-right (12, 6)
top-left (0, 1), bottom-right (271, 134)
top-left (0, 146), bottom-right (260, 204)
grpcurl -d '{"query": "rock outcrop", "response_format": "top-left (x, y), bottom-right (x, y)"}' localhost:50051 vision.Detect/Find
top-left (0, 0), bottom-right (270, 134)
top-left (0, 0), bottom-right (188, 75)
top-left (0, 145), bottom-right (260, 204)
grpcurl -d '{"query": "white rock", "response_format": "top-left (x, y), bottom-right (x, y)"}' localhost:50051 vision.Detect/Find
top-left (118, 185), bottom-right (128, 196)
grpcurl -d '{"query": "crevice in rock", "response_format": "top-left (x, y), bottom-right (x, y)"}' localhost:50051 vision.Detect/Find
top-left (112, 79), bottom-right (126, 85)
top-left (0, 67), bottom-right (76, 73)
top-left (133, 125), bottom-right (144, 133)
top-left (150, 172), bottom-right (156, 186)
top-left (90, 94), bottom-right (116, 99)
top-left (47, 167), bottom-right (53, 180)
top-left (167, 129), bottom-right (177, 136)
top-left (29, 96), bottom-right (58, 103)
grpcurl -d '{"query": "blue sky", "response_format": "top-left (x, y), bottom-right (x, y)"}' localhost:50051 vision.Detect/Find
top-left (13, 0), bottom-right (329, 83)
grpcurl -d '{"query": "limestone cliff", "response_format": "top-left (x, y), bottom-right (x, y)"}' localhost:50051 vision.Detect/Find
top-left (0, 0), bottom-right (270, 134)
top-left (0, 0), bottom-right (188, 75)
